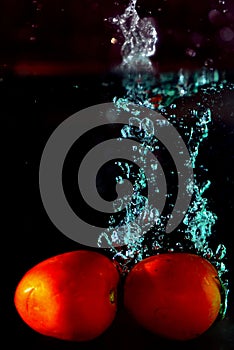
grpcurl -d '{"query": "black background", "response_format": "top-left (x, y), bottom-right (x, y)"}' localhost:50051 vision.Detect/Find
top-left (1, 1), bottom-right (234, 349)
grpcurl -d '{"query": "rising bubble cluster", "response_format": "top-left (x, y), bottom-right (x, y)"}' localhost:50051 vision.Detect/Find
top-left (99, 0), bottom-right (230, 317)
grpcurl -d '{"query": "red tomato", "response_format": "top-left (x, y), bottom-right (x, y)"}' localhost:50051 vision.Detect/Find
top-left (124, 253), bottom-right (221, 340)
top-left (14, 250), bottom-right (120, 342)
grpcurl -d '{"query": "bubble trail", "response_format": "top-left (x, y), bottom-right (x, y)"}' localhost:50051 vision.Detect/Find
top-left (99, 0), bottom-right (229, 316)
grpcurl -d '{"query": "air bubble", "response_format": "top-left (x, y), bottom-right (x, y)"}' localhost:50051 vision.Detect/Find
top-left (204, 58), bottom-right (214, 68)
top-left (203, 248), bottom-right (214, 259)
top-left (175, 243), bottom-right (183, 251)
top-left (215, 244), bottom-right (227, 260)
top-left (185, 48), bottom-right (196, 57)
top-left (141, 118), bottom-right (154, 138)
top-left (99, 3), bottom-right (229, 308)
top-left (219, 27), bottom-right (234, 42)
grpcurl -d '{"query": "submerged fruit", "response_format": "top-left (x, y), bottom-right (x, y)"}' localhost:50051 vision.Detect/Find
top-left (124, 252), bottom-right (221, 340)
top-left (14, 250), bottom-right (119, 342)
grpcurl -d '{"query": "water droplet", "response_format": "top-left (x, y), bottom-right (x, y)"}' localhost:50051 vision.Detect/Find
top-left (204, 58), bottom-right (214, 67)
top-left (204, 247), bottom-right (214, 259)
top-left (221, 262), bottom-right (227, 272)
top-left (168, 248), bottom-right (174, 252)
top-left (208, 9), bottom-right (222, 25)
top-left (215, 244), bottom-right (227, 260)
top-left (185, 48), bottom-right (196, 57)
top-left (152, 242), bottom-right (162, 250)
top-left (219, 27), bottom-right (234, 42)
top-left (121, 124), bottom-right (133, 138)
top-left (141, 117), bottom-right (154, 138)
top-left (175, 242), bottom-right (183, 251)
top-left (151, 162), bottom-right (158, 171)
top-left (111, 37), bottom-right (118, 44)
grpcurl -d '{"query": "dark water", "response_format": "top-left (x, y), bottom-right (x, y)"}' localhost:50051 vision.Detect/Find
top-left (1, 68), bottom-right (233, 349)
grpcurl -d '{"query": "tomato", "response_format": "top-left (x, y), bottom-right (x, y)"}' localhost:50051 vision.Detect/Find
top-left (14, 250), bottom-right (120, 342)
top-left (124, 253), bottom-right (221, 340)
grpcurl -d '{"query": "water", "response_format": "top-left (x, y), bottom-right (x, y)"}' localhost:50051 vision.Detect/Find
top-left (29, 0), bottom-right (43, 42)
top-left (110, 0), bottom-right (157, 73)
top-left (98, 0), bottom-right (230, 318)
top-left (109, 0), bottom-right (157, 106)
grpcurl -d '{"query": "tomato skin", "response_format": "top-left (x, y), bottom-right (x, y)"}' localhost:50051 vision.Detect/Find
top-left (14, 250), bottom-right (120, 342)
top-left (124, 253), bottom-right (221, 341)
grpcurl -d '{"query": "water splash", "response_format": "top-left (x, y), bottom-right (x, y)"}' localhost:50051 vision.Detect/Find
top-left (100, 0), bottom-right (229, 315)
top-left (111, 0), bottom-right (157, 73)
top-left (150, 68), bottom-right (221, 109)
top-left (110, 0), bottom-right (157, 106)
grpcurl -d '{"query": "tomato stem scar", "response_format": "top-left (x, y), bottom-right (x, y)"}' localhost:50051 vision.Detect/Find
top-left (109, 289), bottom-right (115, 304)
